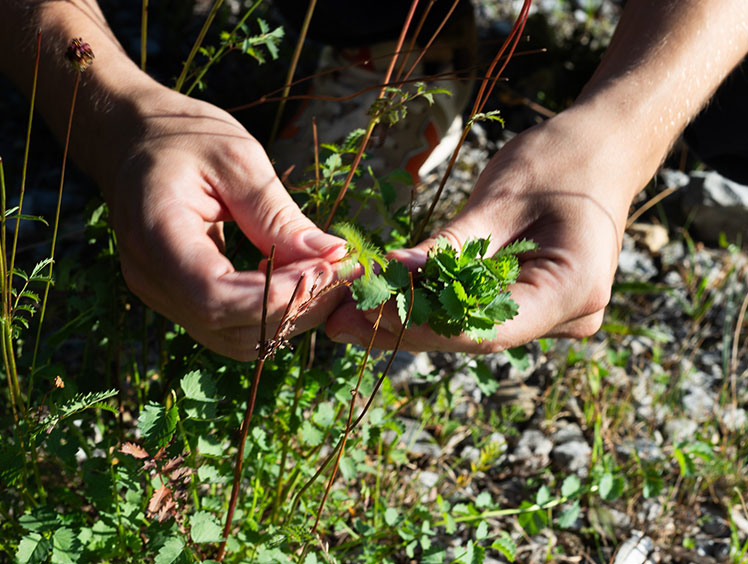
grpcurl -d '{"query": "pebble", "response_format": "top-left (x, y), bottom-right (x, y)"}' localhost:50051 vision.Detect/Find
top-left (552, 440), bottom-right (591, 477)
top-left (512, 429), bottom-right (552, 468)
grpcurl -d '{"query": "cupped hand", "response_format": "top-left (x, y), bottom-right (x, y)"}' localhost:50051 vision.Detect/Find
top-left (326, 107), bottom-right (644, 352)
top-left (102, 86), bottom-right (347, 360)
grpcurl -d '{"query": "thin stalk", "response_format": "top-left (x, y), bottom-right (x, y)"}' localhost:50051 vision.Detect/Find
top-left (30, 70), bottom-right (81, 384)
top-left (291, 276), bottom-right (414, 523)
top-left (218, 248), bottom-right (307, 561)
top-left (322, 0), bottom-right (421, 231)
top-left (270, 334), bottom-right (310, 523)
top-left (185, 0), bottom-right (263, 96)
top-left (174, 0), bottom-right (225, 93)
top-left (310, 302), bottom-right (386, 534)
top-left (9, 31), bottom-right (41, 298)
top-left (731, 289), bottom-right (748, 409)
top-left (140, 0), bottom-right (149, 71)
top-left (412, 0), bottom-right (532, 244)
top-left (268, 0), bottom-right (318, 146)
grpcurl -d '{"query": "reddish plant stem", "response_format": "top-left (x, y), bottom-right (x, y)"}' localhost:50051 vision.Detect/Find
top-left (394, 0), bottom-right (435, 84)
top-left (311, 302), bottom-right (385, 533)
top-left (304, 276), bottom-right (415, 534)
top-left (322, 0), bottom-right (421, 231)
top-left (219, 246), bottom-right (281, 561)
top-left (412, 0), bottom-right (532, 244)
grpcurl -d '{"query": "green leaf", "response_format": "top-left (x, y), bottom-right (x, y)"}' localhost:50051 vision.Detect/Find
top-left (197, 434), bottom-right (224, 456)
top-left (517, 502), bottom-right (547, 535)
top-left (154, 537), bottom-right (184, 564)
top-left (51, 527), bottom-right (82, 564)
top-left (504, 346), bottom-right (530, 371)
top-left (468, 360), bottom-right (499, 396)
top-left (491, 532), bottom-right (516, 562)
top-left (180, 370), bottom-right (219, 402)
top-left (439, 284), bottom-right (465, 319)
top-left (485, 255), bottom-right (519, 284)
top-left (383, 260), bottom-right (410, 290)
top-left (475, 520), bottom-right (488, 540)
top-left (475, 491), bottom-right (492, 508)
top-left (138, 402), bottom-right (178, 450)
top-left (493, 238), bottom-right (538, 258)
top-left (561, 475), bottom-right (582, 498)
top-left (536, 485), bottom-right (552, 506)
top-left (557, 500), bottom-right (581, 529)
top-left (16, 533), bottom-right (51, 564)
top-left (396, 288), bottom-right (431, 327)
top-left (190, 511), bottom-right (224, 544)
top-left (351, 275), bottom-right (391, 310)
top-left (32, 389), bottom-right (118, 437)
top-left (300, 421), bottom-right (323, 446)
top-left (482, 292), bottom-right (519, 323)
top-left (19, 507), bottom-right (60, 532)
top-left (384, 507), bottom-right (399, 526)
top-left (312, 403), bottom-right (335, 428)
top-left (598, 472), bottom-right (624, 501)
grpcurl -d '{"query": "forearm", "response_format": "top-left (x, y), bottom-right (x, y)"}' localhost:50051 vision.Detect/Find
top-left (0, 0), bottom-right (163, 187)
top-left (571, 0), bottom-right (748, 196)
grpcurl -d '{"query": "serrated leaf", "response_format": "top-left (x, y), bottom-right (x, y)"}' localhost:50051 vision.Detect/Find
top-left (190, 511), bottom-right (224, 543)
top-left (16, 533), bottom-right (51, 564)
top-left (439, 285), bottom-right (465, 319)
top-left (351, 275), bottom-right (391, 310)
top-left (459, 238), bottom-right (490, 266)
top-left (51, 527), bottom-right (82, 564)
top-left (120, 442), bottom-right (149, 459)
top-left (482, 292), bottom-right (519, 323)
top-left (312, 402), bottom-right (335, 428)
top-left (19, 507), bottom-right (60, 532)
top-left (491, 532), bottom-right (516, 562)
top-left (138, 402), bottom-right (178, 450)
top-left (396, 288), bottom-right (431, 327)
top-left (300, 421), bottom-right (323, 446)
top-left (33, 389), bottom-right (118, 437)
top-left (180, 370), bottom-right (218, 402)
top-left (383, 260), bottom-right (409, 289)
top-left (475, 491), bottom-right (492, 508)
top-left (464, 316), bottom-right (497, 343)
top-left (493, 238), bottom-right (538, 258)
top-left (557, 500), bottom-right (581, 529)
top-left (485, 255), bottom-right (519, 284)
top-left (154, 537), bottom-right (184, 564)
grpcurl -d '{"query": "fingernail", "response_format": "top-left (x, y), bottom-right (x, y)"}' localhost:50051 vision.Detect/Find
top-left (302, 230), bottom-right (346, 260)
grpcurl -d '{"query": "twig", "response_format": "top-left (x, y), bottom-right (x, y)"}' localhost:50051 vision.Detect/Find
top-left (269, 0), bottom-right (318, 146)
top-left (626, 186), bottom-right (678, 228)
top-left (322, 0), bottom-right (421, 231)
top-left (217, 245), bottom-right (276, 561)
top-left (412, 0), bottom-right (532, 244)
top-left (140, 0), bottom-right (149, 71)
top-left (174, 0), bottom-right (224, 93)
top-left (731, 288), bottom-right (748, 409)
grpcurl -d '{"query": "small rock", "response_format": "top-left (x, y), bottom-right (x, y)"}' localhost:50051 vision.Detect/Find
top-left (513, 429), bottom-right (552, 468)
top-left (618, 240), bottom-right (659, 280)
top-left (612, 531), bottom-right (654, 564)
top-left (552, 421), bottom-right (585, 444)
top-left (628, 223), bottom-right (670, 253)
top-left (682, 391), bottom-right (715, 421)
top-left (664, 418), bottom-right (698, 443)
top-left (419, 470), bottom-right (440, 489)
top-left (721, 407), bottom-right (747, 431)
top-left (682, 170), bottom-right (748, 242)
top-left (553, 440), bottom-right (591, 477)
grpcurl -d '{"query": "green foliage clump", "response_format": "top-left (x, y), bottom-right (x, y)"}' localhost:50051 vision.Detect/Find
top-left (335, 222), bottom-right (537, 342)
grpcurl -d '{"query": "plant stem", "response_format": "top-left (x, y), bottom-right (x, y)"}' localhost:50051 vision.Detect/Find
top-left (9, 31), bottom-right (41, 305)
top-left (140, 0), bottom-right (149, 71)
top-left (174, 0), bottom-right (225, 93)
top-left (412, 0), bottom-right (532, 243)
top-left (30, 70), bottom-right (81, 384)
top-left (322, 0), bottom-right (421, 231)
top-left (185, 0), bottom-right (263, 96)
top-left (268, 0), bottom-right (318, 146)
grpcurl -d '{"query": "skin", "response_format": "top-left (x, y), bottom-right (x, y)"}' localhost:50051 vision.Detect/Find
top-left (2, 1), bottom-right (747, 358)
top-left (326, 0), bottom-right (748, 352)
top-left (0, 0), bottom-right (347, 360)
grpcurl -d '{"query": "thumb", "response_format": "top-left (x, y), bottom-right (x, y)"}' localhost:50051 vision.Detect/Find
top-left (223, 170), bottom-right (346, 266)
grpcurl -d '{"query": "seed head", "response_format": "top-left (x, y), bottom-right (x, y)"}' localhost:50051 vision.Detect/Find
top-left (65, 37), bottom-right (95, 72)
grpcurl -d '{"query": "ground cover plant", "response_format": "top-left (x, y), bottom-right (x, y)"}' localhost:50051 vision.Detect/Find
top-left (1, 1), bottom-right (748, 563)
